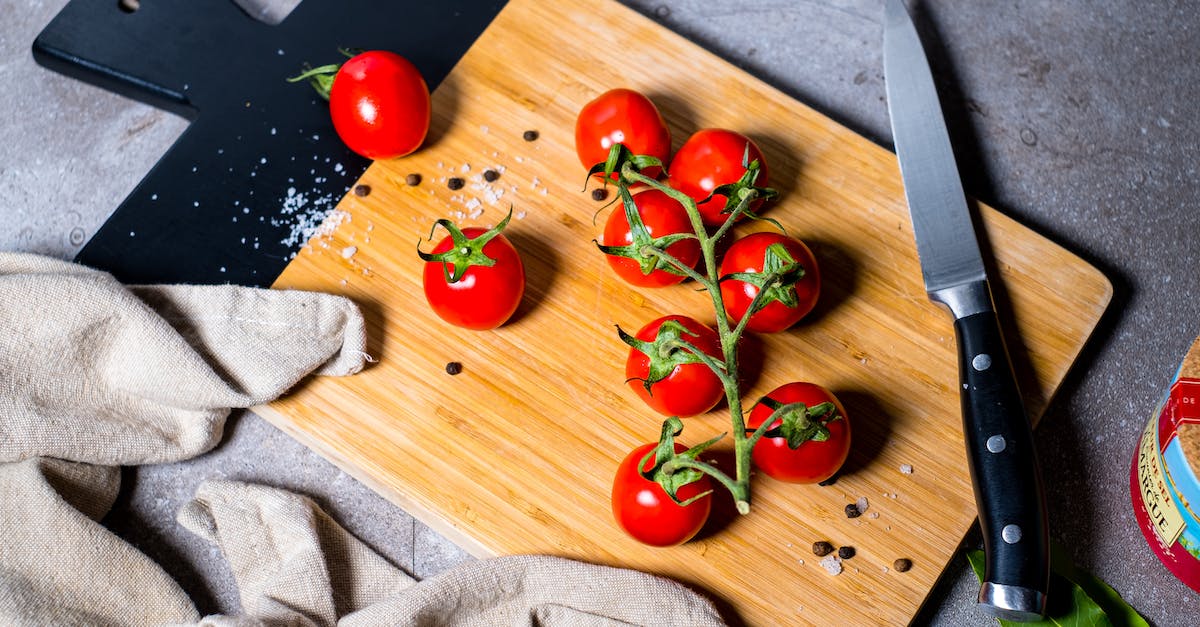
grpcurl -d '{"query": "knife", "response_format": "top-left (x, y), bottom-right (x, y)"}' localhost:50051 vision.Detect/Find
top-left (882, 0), bottom-right (1049, 620)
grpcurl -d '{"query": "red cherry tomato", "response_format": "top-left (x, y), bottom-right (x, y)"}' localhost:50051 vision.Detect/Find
top-left (719, 232), bottom-right (819, 333)
top-left (625, 315), bottom-right (725, 417)
top-left (329, 51), bottom-right (431, 159)
top-left (575, 88), bottom-right (671, 178)
top-left (612, 442), bottom-right (713, 546)
top-left (602, 189), bottom-right (701, 288)
top-left (667, 128), bottom-right (769, 227)
top-left (421, 226), bottom-right (525, 330)
top-left (747, 382), bottom-right (850, 484)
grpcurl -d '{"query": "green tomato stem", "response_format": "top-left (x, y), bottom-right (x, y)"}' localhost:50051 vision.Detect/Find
top-left (615, 162), bottom-right (772, 515)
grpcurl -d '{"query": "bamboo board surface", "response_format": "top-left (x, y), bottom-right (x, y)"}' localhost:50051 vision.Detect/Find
top-left (257, 0), bottom-right (1113, 623)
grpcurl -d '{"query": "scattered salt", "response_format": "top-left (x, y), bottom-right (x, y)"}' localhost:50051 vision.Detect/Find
top-left (129, 231), bottom-right (135, 237)
top-left (465, 198), bottom-right (482, 211)
top-left (819, 555), bottom-right (843, 576)
top-left (515, 210), bottom-right (527, 220)
top-left (515, 156), bottom-right (524, 163)
top-left (461, 163), bottom-right (471, 173)
top-left (219, 266), bottom-right (226, 273)
top-left (151, 194), bottom-right (158, 200)
top-left (856, 496), bottom-right (869, 513)
top-left (900, 464), bottom-right (914, 475)
top-left (260, 157), bottom-right (267, 164)
top-left (480, 125), bottom-right (489, 134)
top-left (341, 246), bottom-right (357, 259)
top-left (334, 163), bottom-right (344, 173)
top-left (868, 512), bottom-right (880, 519)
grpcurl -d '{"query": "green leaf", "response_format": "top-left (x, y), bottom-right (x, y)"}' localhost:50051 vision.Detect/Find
top-left (965, 543), bottom-right (1147, 627)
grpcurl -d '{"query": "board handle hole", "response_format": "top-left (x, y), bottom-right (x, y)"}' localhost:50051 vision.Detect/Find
top-left (118, 0), bottom-right (140, 13)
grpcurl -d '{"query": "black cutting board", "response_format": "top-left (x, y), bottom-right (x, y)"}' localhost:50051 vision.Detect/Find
top-left (34, 0), bottom-right (505, 286)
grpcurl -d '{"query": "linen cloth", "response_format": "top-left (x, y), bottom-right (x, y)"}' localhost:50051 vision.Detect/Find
top-left (0, 253), bottom-right (725, 626)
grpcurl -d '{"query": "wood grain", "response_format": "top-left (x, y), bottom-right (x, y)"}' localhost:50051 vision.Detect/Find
top-left (257, 0), bottom-right (1112, 624)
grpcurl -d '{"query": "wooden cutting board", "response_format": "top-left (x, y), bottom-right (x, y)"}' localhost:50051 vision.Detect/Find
top-left (258, 0), bottom-right (1112, 623)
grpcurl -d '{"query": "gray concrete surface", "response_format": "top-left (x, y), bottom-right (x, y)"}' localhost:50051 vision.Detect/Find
top-left (3, 0), bottom-right (1198, 624)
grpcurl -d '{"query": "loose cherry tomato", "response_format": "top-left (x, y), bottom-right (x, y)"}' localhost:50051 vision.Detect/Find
top-left (419, 216), bottom-right (525, 330)
top-left (575, 88), bottom-right (671, 178)
top-left (719, 232), bottom-right (820, 333)
top-left (293, 50), bottom-right (431, 159)
top-left (747, 382), bottom-right (850, 484)
top-left (612, 442), bottom-right (713, 546)
top-left (600, 189), bottom-right (700, 288)
top-left (667, 128), bottom-right (769, 227)
top-left (624, 315), bottom-right (725, 417)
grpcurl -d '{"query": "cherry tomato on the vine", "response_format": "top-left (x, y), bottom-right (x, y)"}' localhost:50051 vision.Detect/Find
top-left (624, 315), bottom-right (725, 417)
top-left (293, 51), bottom-right (431, 160)
top-left (667, 128), bottom-right (769, 227)
top-left (612, 442), bottom-right (713, 546)
top-left (419, 217), bottom-right (525, 330)
top-left (747, 382), bottom-right (850, 484)
top-left (719, 232), bottom-right (820, 333)
top-left (601, 189), bottom-right (701, 288)
top-left (575, 88), bottom-right (672, 179)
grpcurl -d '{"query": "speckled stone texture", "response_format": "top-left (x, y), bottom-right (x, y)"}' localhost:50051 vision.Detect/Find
top-left (2, 0), bottom-right (1197, 624)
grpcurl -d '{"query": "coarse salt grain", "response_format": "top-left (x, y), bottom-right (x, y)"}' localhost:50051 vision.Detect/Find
top-left (465, 198), bottom-right (482, 211)
top-left (819, 555), bottom-right (843, 575)
top-left (869, 512), bottom-right (880, 519)
top-left (341, 246), bottom-right (357, 259)
top-left (461, 163), bottom-right (471, 173)
top-left (900, 464), bottom-right (914, 475)
top-left (856, 496), bottom-right (870, 513)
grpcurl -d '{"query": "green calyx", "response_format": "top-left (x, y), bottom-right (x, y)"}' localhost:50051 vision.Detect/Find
top-left (723, 242), bottom-right (807, 314)
top-left (286, 63), bottom-right (341, 101)
top-left (595, 183), bottom-right (695, 277)
top-left (585, 143), bottom-right (664, 183)
top-left (417, 209), bottom-right (513, 283)
top-left (640, 417), bottom-right (723, 506)
top-left (707, 145), bottom-right (780, 223)
top-left (286, 49), bottom-right (362, 101)
top-left (751, 397), bottom-right (840, 449)
top-left (619, 319), bottom-right (720, 394)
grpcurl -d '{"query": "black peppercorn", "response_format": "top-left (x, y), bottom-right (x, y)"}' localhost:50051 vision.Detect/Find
top-left (893, 558), bottom-right (912, 572)
top-left (353, 184), bottom-right (371, 197)
top-left (591, 188), bottom-right (608, 201)
top-left (837, 546), bottom-right (856, 560)
top-left (845, 503), bottom-right (861, 518)
top-left (812, 541), bottom-right (834, 557)
top-left (523, 130), bottom-right (539, 141)
top-left (445, 362), bottom-right (463, 375)
top-left (405, 173), bottom-right (421, 186)
top-left (447, 177), bottom-right (465, 190)
top-left (483, 169), bottom-right (500, 182)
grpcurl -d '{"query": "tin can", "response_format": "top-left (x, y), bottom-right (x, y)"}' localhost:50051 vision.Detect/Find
top-left (1131, 335), bottom-right (1200, 592)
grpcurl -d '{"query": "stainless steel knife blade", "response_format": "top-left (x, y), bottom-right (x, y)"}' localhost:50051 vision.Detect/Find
top-left (883, 0), bottom-right (1050, 621)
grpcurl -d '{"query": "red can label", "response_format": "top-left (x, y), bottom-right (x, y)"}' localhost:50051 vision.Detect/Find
top-left (1132, 377), bottom-right (1200, 592)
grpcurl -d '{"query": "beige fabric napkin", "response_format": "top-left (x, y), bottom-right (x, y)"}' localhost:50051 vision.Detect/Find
top-left (0, 252), bottom-right (725, 626)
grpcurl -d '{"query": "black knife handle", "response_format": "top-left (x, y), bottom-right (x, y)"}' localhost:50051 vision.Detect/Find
top-left (955, 309), bottom-right (1049, 620)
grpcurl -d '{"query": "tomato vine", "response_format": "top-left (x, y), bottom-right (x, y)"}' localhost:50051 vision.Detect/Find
top-left (592, 144), bottom-right (826, 515)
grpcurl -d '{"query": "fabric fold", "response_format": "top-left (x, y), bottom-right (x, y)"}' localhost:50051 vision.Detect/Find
top-left (0, 253), bottom-right (726, 627)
